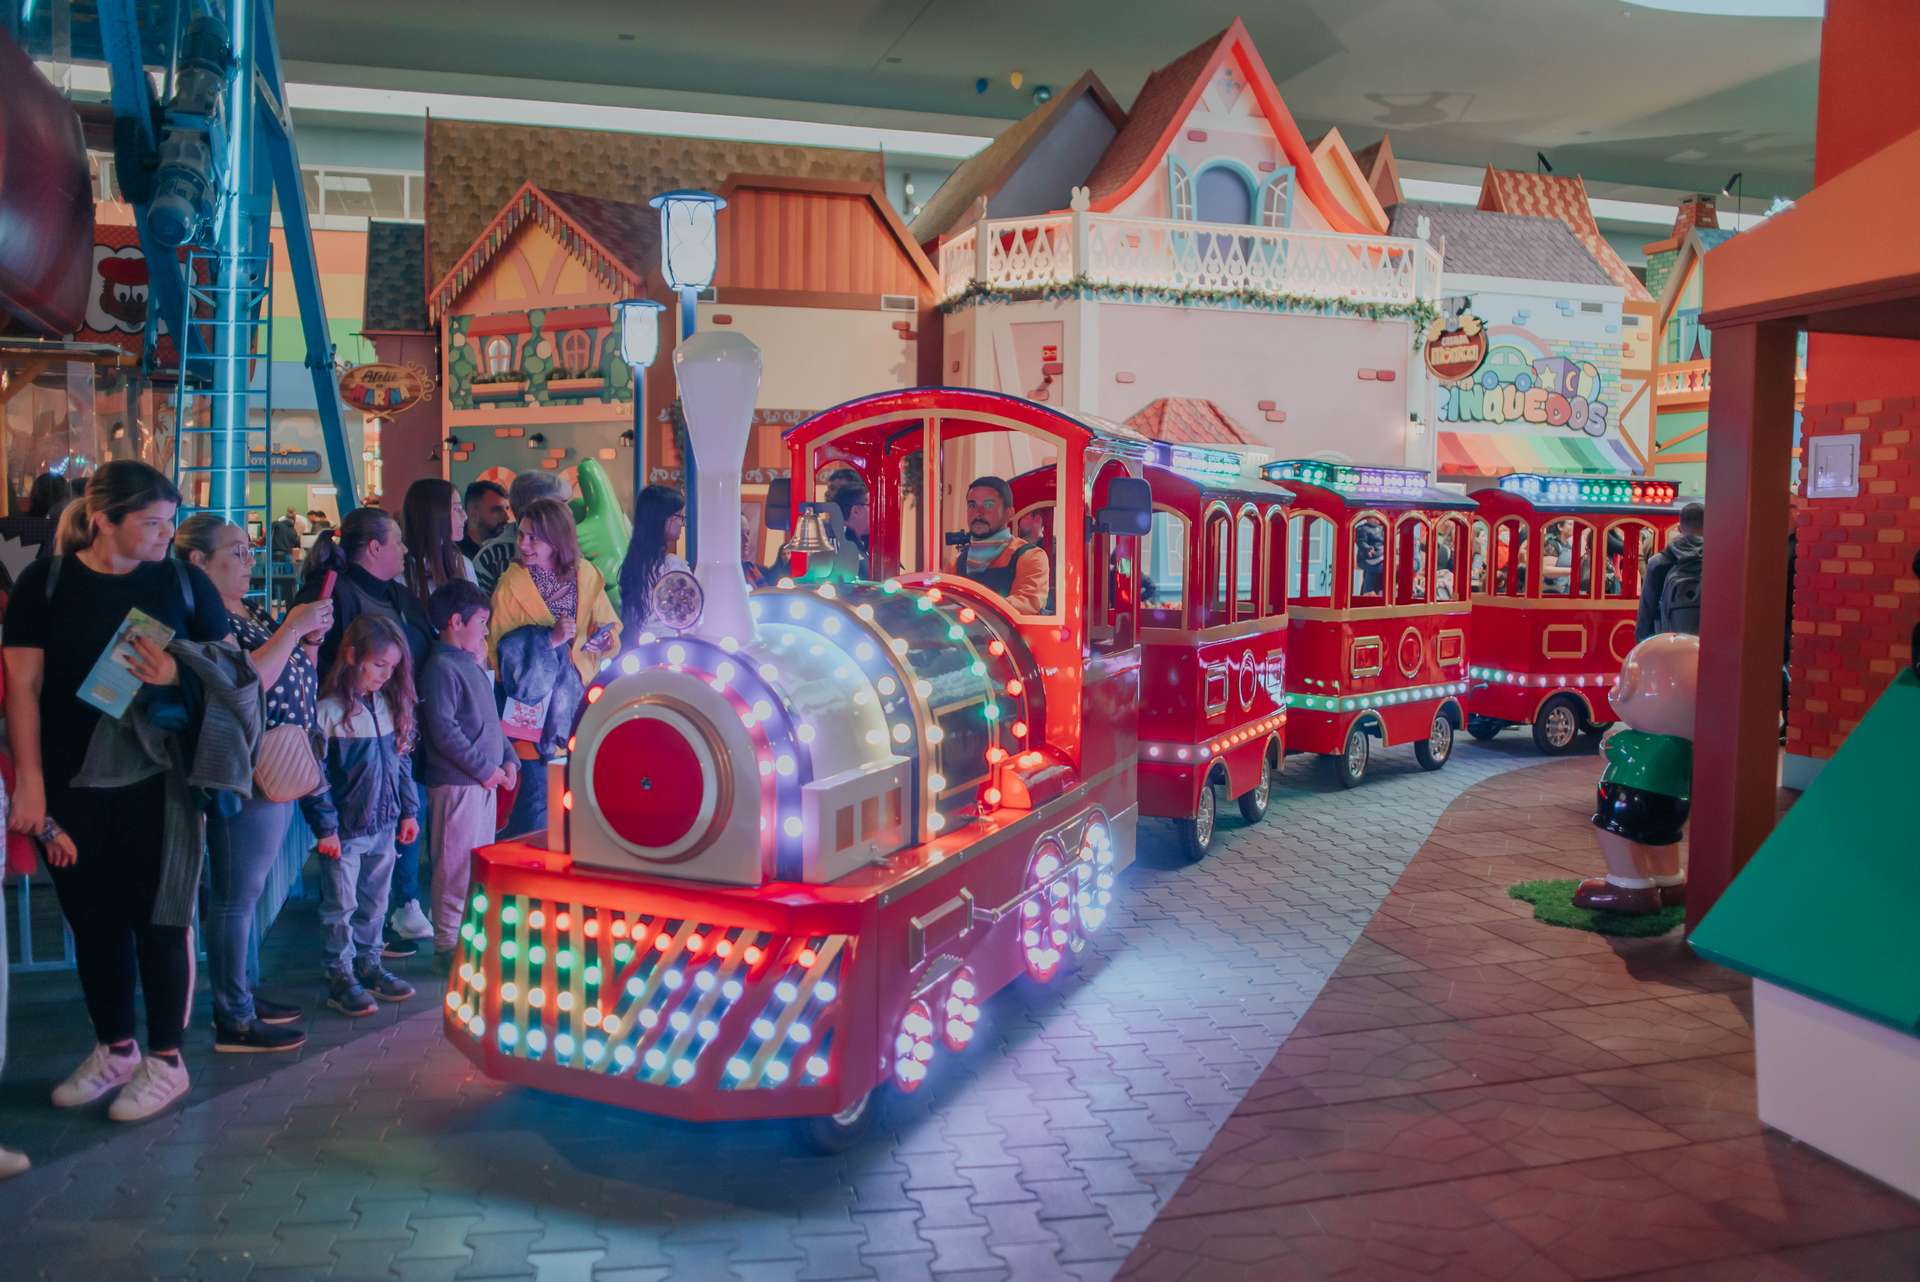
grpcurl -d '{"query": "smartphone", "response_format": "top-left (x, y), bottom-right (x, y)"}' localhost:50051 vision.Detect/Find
top-left (318, 570), bottom-right (337, 599)
top-left (585, 621), bottom-right (617, 652)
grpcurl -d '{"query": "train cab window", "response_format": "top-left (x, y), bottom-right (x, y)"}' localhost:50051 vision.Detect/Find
top-left (1434, 518), bottom-right (1466, 601)
top-left (937, 426), bottom-right (1060, 617)
top-left (1143, 509), bottom-right (1187, 627)
top-left (1287, 514), bottom-right (1334, 605)
top-left (1090, 527), bottom-right (1136, 654)
top-left (1392, 517), bottom-right (1428, 604)
top-left (1234, 510), bottom-right (1261, 620)
top-left (1205, 510), bottom-right (1232, 623)
top-left (1265, 511), bottom-right (1289, 614)
top-left (1470, 519), bottom-right (1490, 595)
top-left (1603, 521), bottom-right (1656, 598)
top-left (1493, 518), bottom-right (1529, 596)
top-left (1540, 518), bottom-right (1595, 597)
top-left (1351, 516), bottom-right (1387, 605)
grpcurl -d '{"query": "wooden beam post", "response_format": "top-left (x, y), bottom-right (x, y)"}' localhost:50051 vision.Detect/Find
top-left (1688, 319), bottom-right (1800, 931)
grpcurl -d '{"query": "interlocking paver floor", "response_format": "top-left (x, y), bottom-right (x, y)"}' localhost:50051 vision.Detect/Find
top-left (2, 739), bottom-right (1545, 1280)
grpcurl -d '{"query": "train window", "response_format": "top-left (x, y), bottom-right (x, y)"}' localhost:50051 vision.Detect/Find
top-left (1089, 465), bottom-right (1137, 653)
top-left (1470, 519), bottom-right (1490, 594)
top-left (1540, 518), bottom-right (1595, 597)
top-left (1205, 510), bottom-right (1232, 623)
top-left (1603, 521), bottom-right (1656, 598)
top-left (1351, 516), bottom-right (1387, 605)
top-left (936, 426), bottom-right (1060, 616)
top-left (1143, 509), bottom-right (1187, 627)
top-left (1434, 518), bottom-right (1465, 601)
top-left (1265, 511), bottom-right (1288, 614)
top-left (1392, 517), bottom-right (1428, 604)
top-left (1494, 518), bottom-right (1529, 596)
top-left (1235, 510), bottom-right (1261, 620)
top-left (1287, 514), bottom-right (1333, 605)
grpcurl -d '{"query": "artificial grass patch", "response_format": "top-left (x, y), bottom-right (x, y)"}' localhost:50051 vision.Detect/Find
top-left (1508, 879), bottom-right (1684, 937)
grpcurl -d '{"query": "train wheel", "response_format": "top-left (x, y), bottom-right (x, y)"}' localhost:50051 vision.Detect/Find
top-left (1532, 695), bottom-right (1584, 755)
top-left (1237, 754), bottom-right (1271, 824)
top-left (1323, 726), bottom-right (1370, 789)
top-left (1414, 712), bottom-right (1454, 770)
top-left (1022, 843), bottom-right (1081, 979)
top-left (796, 1090), bottom-right (876, 1154)
top-left (1174, 781), bottom-right (1217, 863)
top-left (1467, 715), bottom-right (1504, 742)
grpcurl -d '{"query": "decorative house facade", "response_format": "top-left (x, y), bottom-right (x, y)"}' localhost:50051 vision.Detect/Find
top-left (1388, 201), bottom-right (1641, 484)
top-left (1642, 195), bottom-right (1806, 491)
top-left (918, 21), bottom-right (1444, 472)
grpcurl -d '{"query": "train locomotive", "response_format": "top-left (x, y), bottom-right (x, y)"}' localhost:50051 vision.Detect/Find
top-left (446, 334), bottom-right (1158, 1148)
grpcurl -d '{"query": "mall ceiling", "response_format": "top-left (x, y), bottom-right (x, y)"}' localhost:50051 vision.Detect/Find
top-left (275, 0), bottom-right (1822, 199)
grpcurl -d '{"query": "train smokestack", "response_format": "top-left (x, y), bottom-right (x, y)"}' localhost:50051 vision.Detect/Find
top-left (674, 330), bottom-right (763, 645)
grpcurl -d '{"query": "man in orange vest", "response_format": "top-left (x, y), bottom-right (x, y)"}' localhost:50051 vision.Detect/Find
top-left (948, 475), bottom-right (1050, 615)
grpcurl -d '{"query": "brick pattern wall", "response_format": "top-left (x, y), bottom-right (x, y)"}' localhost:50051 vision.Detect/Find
top-left (1788, 396), bottom-right (1920, 758)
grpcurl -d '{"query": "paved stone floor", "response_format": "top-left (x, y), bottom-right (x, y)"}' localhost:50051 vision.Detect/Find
top-left (1120, 759), bottom-right (1920, 1282)
top-left (1, 737), bottom-right (1554, 1282)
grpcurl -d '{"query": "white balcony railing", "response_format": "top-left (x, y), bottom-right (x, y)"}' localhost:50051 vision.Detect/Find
top-left (939, 210), bottom-right (1442, 312)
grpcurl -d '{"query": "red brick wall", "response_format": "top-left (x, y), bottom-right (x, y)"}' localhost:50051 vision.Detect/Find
top-left (1788, 396), bottom-right (1920, 758)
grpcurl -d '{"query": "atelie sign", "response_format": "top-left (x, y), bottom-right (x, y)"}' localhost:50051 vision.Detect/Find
top-left (339, 362), bottom-right (435, 415)
top-left (1423, 314), bottom-right (1489, 383)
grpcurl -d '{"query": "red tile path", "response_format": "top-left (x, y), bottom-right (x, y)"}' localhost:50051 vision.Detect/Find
top-left (1121, 759), bottom-right (1920, 1281)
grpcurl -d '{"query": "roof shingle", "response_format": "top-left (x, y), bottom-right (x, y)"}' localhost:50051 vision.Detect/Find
top-left (1125, 397), bottom-right (1250, 446)
top-left (362, 221), bottom-right (428, 333)
top-left (1385, 202), bottom-right (1616, 288)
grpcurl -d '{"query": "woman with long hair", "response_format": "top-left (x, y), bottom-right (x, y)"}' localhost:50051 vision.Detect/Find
top-left (400, 478), bottom-right (475, 614)
top-left (3, 460), bottom-right (231, 1122)
top-left (618, 484), bottom-right (687, 634)
top-left (175, 516), bottom-right (333, 1054)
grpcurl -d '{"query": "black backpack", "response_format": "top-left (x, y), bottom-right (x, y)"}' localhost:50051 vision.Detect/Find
top-left (1656, 553), bottom-right (1701, 636)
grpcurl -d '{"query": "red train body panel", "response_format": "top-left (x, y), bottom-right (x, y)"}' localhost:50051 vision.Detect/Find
top-left (1465, 474), bottom-right (1685, 752)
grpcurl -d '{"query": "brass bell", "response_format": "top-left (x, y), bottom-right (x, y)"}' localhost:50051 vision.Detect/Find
top-left (782, 502), bottom-right (839, 559)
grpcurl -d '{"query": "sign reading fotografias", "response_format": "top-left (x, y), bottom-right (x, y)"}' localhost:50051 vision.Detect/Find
top-left (339, 362), bottom-right (436, 416)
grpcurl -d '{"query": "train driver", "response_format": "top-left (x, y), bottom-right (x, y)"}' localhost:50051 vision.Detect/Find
top-left (949, 475), bottom-right (1051, 615)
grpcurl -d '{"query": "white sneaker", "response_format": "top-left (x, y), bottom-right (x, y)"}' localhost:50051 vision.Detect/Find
top-left (50, 1043), bottom-right (139, 1108)
top-left (0, 1147), bottom-right (28, 1179)
top-left (389, 899), bottom-right (433, 940)
top-left (107, 1055), bottom-right (189, 1123)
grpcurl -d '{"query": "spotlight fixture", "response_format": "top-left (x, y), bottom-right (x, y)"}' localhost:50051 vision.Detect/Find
top-left (443, 434), bottom-right (464, 450)
top-left (1721, 170), bottom-right (1745, 224)
top-left (1535, 151), bottom-right (1554, 175)
top-left (527, 432), bottom-right (548, 451)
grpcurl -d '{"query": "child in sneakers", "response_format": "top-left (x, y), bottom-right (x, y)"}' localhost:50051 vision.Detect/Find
top-left (303, 614), bottom-right (420, 1015)
top-left (419, 581), bottom-right (516, 956)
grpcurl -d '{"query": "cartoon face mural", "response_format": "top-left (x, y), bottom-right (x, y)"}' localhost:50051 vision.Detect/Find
top-left (87, 246), bottom-right (149, 333)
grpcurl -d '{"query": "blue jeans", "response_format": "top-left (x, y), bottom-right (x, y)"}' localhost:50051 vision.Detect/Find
top-left (390, 780), bottom-right (431, 907)
top-left (206, 794), bottom-right (294, 1027)
top-left (502, 756), bottom-right (547, 840)
top-left (320, 831), bottom-right (398, 977)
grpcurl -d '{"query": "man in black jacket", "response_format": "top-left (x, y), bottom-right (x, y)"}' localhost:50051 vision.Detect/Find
top-left (1637, 502), bottom-right (1704, 641)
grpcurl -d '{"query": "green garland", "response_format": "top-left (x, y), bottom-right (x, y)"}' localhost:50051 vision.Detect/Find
top-left (941, 275), bottom-right (1439, 346)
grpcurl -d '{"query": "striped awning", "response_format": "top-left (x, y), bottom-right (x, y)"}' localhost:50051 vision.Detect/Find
top-left (1438, 431), bottom-right (1640, 477)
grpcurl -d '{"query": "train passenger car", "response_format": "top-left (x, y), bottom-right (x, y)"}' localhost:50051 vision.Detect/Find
top-left (446, 341), bottom-right (1158, 1149)
top-left (1259, 460), bottom-right (1476, 787)
top-left (1132, 446), bottom-right (1293, 861)
top-left (1465, 473), bottom-right (1685, 753)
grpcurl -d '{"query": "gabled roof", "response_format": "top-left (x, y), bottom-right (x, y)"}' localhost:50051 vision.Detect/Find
top-left (908, 71), bottom-right (1125, 245)
top-left (1351, 134), bottom-right (1402, 209)
top-left (1310, 128), bottom-right (1389, 234)
top-left (1125, 397), bottom-right (1250, 446)
top-left (717, 173), bottom-right (940, 296)
top-left (362, 221), bottom-right (429, 334)
top-left (1079, 19), bottom-right (1372, 234)
top-left (1478, 168), bottom-right (1651, 301)
top-left (1652, 225), bottom-right (1739, 322)
top-left (1385, 202), bottom-right (1615, 288)
top-left (428, 182), bottom-right (654, 322)
top-left (1643, 194), bottom-right (1721, 257)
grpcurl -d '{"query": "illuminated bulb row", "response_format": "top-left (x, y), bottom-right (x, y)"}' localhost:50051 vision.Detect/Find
top-left (1286, 681), bottom-right (1468, 712)
top-left (894, 998), bottom-right (935, 1090)
top-left (941, 967), bottom-right (981, 1051)
top-left (1077, 821), bottom-right (1117, 933)
top-left (1470, 666), bottom-right (1616, 690)
top-left (1143, 713), bottom-right (1287, 763)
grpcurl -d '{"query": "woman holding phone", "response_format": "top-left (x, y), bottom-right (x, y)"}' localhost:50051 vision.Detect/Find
top-left (174, 515), bottom-right (333, 1053)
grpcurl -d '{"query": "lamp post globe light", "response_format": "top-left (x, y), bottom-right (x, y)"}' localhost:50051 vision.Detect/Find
top-left (616, 297), bottom-right (666, 500)
top-left (649, 189), bottom-right (727, 559)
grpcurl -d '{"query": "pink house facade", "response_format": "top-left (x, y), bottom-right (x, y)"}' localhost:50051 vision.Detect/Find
top-left (920, 21), bottom-right (1444, 471)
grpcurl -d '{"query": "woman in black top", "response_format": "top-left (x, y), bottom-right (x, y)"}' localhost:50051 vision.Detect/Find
top-left (175, 515), bottom-right (333, 1054)
top-left (2, 461), bottom-right (229, 1123)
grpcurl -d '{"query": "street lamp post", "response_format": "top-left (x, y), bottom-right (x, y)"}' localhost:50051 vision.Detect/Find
top-left (649, 190), bottom-right (727, 561)
top-left (616, 297), bottom-right (665, 504)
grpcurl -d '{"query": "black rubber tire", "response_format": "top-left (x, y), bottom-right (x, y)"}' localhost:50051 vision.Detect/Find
top-left (1322, 725), bottom-right (1369, 789)
top-left (795, 1090), bottom-right (876, 1153)
top-left (1414, 712), bottom-right (1454, 771)
top-left (1175, 781), bottom-right (1218, 862)
top-left (1237, 754), bottom-right (1272, 824)
top-left (1532, 694), bottom-right (1585, 756)
top-left (1466, 714), bottom-right (1504, 742)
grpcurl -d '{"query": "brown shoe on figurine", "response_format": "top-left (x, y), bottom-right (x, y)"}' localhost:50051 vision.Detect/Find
top-left (1657, 882), bottom-right (1686, 908)
top-left (1573, 878), bottom-right (1666, 915)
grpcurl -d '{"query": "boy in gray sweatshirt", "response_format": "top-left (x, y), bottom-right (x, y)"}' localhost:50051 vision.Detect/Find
top-left (420, 581), bottom-right (518, 955)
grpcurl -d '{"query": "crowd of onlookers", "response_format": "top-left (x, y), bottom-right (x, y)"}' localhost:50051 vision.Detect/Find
top-left (0, 460), bottom-right (697, 1176)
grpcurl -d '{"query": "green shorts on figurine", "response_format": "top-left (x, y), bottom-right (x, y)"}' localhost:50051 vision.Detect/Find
top-left (1579, 632), bottom-right (1699, 915)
